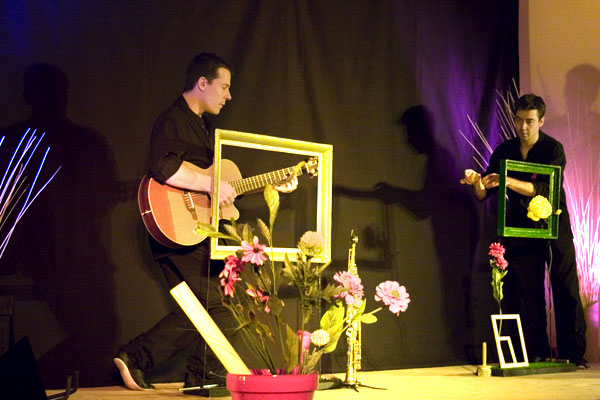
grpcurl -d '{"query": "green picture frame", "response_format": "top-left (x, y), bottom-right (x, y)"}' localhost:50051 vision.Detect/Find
top-left (498, 159), bottom-right (561, 239)
top-left (210, 129), bottom-right (333, 263)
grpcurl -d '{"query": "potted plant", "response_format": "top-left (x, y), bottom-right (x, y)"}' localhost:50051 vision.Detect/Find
top-left (199, 184), bottom-right (410, 399)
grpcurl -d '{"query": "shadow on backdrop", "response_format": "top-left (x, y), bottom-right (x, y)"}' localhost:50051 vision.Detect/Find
top-left (329, 106), bottom-right (480, 368)
top-left (373, 105), bottom-right (480, 363)
top-left (0, 63), bottom-right (120, 388)
top-left (547, 63), bottom-right (600, 160)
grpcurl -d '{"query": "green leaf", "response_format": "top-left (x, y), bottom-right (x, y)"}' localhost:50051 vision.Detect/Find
top-left (257, 218), bottom-right (271, 244)
top-left (316, 261), bottom-right (332, 275)
top-left (284, 324), bottom-right (300, 373)
top-left (301, 350), bottom-right (323, 374)
top-left (264, 185), bottom-right (280, 229)
top-left (361, 314), bottom-right (378, 324)
top-left (194, 222), bottom-right (236, 240)
top-left (242, 223), bottom-right (253, 243)
top-left (267, 295), bottom-right (284, 316)
top-left (321, 328), bottom-right (344, 354)
top-left (222, 224), bottom-right (242, 243)
top-left (357, 299), bottom-right (367, 315)
top-left (253, 320), bottom-right (272, 338)
top-left (320, 283), bottom-right (343, 301)
top-left (320, 302), bottom-right (345, 332)
top-left (281, 253), bottom-right (295, 281)
top-left (320, 301), bottom-right (359, 353)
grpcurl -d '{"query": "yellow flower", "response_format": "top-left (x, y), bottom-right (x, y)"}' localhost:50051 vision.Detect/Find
top-left (310, 329), bottom-right (330, 347)
top-left (527, 195), bottom-right (553, 221)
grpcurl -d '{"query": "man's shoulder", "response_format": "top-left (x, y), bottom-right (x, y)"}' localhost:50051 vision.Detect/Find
top-left (538, 130), bottom-right (560, 143)
top-left (155, 97), bottom-right (187, 120)
top-left (493, 136), bottom-right (519, 152)
top-left (537, 131), bottom-right (564, 150)
top-left (152, 97), bottom-right (194, 131)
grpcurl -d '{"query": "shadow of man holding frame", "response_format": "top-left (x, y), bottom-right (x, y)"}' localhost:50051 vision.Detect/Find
top-left (374, 105), bottom-right (479, 363)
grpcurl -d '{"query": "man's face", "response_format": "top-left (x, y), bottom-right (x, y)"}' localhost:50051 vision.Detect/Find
top-left (514, 109), bottom-right (544, 145)
top-left (200, 67), bottom-right (232, 115)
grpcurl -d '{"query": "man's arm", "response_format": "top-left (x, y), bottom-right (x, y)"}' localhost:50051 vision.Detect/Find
top-left (165, 161), bottom-right (237, 207)
top-left (460, 169), bottom-right (487, 200)
top-left (165, 161), bottom-right (297, 206)
top-left (481, 173), bottom-right (536, 197)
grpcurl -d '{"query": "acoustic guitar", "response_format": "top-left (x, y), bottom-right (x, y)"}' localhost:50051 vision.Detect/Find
top-left (138, 158), bottom-right (318, 248)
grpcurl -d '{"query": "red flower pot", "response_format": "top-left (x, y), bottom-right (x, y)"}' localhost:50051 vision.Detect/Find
top-left (226, 372), bottom-right (318, 400)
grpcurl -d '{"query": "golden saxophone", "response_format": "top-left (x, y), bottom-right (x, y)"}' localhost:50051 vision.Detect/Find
top-left (344, 230), bottom-right (361, 386)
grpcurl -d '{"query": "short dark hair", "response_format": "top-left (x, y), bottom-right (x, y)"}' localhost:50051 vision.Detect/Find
top-left (514, 93), bottom-right (546, 119)
top-left (183, 53), bottom-right (231, 92)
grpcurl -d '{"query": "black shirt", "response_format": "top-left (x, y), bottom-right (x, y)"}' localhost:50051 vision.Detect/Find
top-left (485, 131), bottom-right (572, 237)
top-left (147, 96), bottom-right (215, 258)
top-left (149, 96), bottom-right (214, 183)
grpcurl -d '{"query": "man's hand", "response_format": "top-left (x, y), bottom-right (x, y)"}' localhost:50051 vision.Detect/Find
top-left (218, 180), bottom-right (237, 207)
top-left (461, 169), bottom-right (487, 200)
top-left (481, 173), bottom-right (500, 189)
top-left (274, 175), bottom-right (298, 193)
top-left (460, 169), bottom-right (481, 186)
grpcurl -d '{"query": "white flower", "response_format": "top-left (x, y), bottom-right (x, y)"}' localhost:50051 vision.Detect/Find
top-left (310, 329), bottom-right (330, 346)
top-left (298, 231), bottom-right (323, 257)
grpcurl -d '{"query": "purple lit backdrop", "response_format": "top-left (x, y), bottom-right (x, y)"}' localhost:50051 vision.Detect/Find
top-left (392, 1), bottom-right (519, 168)
top-left (0, 0), bottom-right (518, 387)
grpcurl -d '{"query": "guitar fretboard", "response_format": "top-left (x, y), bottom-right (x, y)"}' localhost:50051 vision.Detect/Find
top-left (230, 166), bottom-right (304, 195)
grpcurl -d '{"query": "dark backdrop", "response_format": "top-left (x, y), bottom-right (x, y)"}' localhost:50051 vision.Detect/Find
top-left (0, 0), bottom-right (518, 388)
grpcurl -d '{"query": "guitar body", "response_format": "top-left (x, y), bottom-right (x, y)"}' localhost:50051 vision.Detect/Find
top-left (138, 160), bottom-right (241, 248)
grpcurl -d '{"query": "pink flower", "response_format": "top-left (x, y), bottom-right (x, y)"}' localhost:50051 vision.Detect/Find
top-left (220, 255), bottom-right (244, 279)
top-left (333, 271), bottom-right (364, 305)
top-left (296, 330), bottom-right (311, 362)
top-left (489, 242), bottom-right (506, 259)
top-left (221, 273), bottom-right (241, 297)
top-left (247, 288), bottom-right (271, 313)
top-left (489, 243), bottom-right (509, 271)
top-left (495, 256), bottom-right (508, 271)
top-left (374, 281), bottom-right (410, 315)
top-left (241, 236), bottom-right (267, 265)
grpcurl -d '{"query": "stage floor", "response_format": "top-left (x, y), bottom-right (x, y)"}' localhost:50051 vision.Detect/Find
top-left (46, 363), bottom-right (600, 399)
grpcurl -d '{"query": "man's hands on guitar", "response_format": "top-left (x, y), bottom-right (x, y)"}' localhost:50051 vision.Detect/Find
top-left (220, 173), bottom-right (297, 206)
top-left (218, 180), bottom-right (237, 207)
top-left (165, 159), bottom-right (298, 208)
top-left (274, 175), bottom-right (298, 193)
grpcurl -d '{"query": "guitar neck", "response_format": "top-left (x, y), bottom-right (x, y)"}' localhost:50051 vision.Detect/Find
top-left (230, 165), bottom-right (304, 195)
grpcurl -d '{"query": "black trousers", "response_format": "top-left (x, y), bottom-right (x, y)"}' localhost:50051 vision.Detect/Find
top-left (119, 243), bottom-right (235, 382)
top-left (502, 235), bottom-right (586, 362)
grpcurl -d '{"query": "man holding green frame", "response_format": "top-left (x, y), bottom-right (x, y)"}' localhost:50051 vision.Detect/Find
top-left (461, 94), bottom-right (587, 368)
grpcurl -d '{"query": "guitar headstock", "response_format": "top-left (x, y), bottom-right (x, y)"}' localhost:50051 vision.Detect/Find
top-left (303, 157), bottom-right (319, 178)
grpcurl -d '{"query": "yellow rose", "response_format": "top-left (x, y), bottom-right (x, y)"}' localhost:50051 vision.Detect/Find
top-left (527, 195), bottom-right (553, 221)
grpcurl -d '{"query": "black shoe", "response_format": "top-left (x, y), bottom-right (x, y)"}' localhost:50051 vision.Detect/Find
top-left (576, 358), bottom-right (590, 369)
top-left (183, 371), bottom-right (226, 389)
top-left (113, 351), bottom-right (155, 390)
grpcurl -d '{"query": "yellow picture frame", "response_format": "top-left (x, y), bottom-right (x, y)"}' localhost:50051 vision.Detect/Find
top-left (210, 129), bottom-right (333, 263)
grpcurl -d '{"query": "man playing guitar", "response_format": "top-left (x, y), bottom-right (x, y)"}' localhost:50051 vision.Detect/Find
top-left (114, 53), bottom-right (297, 392)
